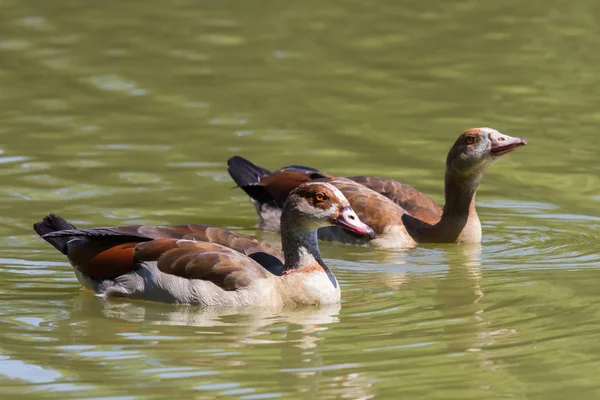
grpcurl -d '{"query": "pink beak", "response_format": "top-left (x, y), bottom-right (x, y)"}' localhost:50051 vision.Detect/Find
top-left (332, 206), bottom-right (376, 239)
top-left (489, 131), bottom-right (527, 156)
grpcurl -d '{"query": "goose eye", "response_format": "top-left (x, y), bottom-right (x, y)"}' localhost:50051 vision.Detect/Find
top-left (465, 136), bottom-right (476, 144)
top-left (315, 193), bottom-right (326, 202)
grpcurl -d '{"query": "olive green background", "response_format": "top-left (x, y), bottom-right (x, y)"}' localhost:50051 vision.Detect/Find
top-left (1, 0), bottom-right (600, 398)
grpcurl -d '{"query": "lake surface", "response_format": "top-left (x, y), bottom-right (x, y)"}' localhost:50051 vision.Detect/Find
top-left (2, 0), bottom-right (600, 398)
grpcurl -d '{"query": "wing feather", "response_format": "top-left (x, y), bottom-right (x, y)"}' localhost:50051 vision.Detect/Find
top-left (43, 224), bottom-right (283, 279)
top-left (328, 178), bottom-right (406, 234)
top-left (135, 239), bottom-right (271, 290)
top-left (348, 176), bottom-right (442, 224)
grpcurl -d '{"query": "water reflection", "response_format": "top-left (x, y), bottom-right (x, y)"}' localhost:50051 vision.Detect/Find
top-left (434, 244), bottom-right (484, 354)
top-left (53, 294), bottom-right (376, 398)
top-left (70, 292), bottom-right (341, 330)
top-left (2, 0), bottom-right (600, 397)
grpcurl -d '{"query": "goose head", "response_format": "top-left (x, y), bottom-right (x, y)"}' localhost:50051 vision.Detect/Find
top-left (446, 127), bottom-right (527, 178)
top-left (284, 182), bottom-right (375, 238)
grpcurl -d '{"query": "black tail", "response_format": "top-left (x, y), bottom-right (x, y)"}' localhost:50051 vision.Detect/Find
top-left (33, 214), bottom-right (77, 255)
top-left (227, 156), bottom-right (277, 205)
top-left (227, 156), bottom-right (271, 187)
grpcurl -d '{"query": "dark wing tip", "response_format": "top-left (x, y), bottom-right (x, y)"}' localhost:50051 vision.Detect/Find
top-left (226, 155), bottom-right (276, 205)
top-left (227, 156), bottom-right (271, 186)
top-left (33, 213), bottom-right (77, 237)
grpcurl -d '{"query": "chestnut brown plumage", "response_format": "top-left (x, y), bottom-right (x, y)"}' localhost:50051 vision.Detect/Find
top-left (33, 182), bottom-right (374, 306)
top-left (228, 127), bottom-right (527, 248)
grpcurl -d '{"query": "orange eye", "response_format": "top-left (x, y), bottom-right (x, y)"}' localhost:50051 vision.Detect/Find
top-left (315, 193), bottom-right (325, 202)
top-left (465, 136), bottom-right (476, 144)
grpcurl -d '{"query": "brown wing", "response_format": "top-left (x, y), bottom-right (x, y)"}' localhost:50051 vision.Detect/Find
top-left (135, 239), bottom-right (271, 290)
top-left (327, 178), bottom-right (407, 234)
top-left (66, 240), bottom-right (140, 279)
top-left (43, 224), bottom-right (283, 279)
top-left (348, 176), bottom-right (443, 225)
top-left (133, 225), bottom-right (283, 262)
top-left (253, 165), bottom-right (442, 225)
top-left (38, 225), bottom-right (148, 278)
top-left (65, 224), bottom-right (284, 261)
top-left (255, 170), bottom-right (413, 234)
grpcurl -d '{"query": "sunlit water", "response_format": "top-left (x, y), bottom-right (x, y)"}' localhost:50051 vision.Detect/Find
top-left (2, 0), bottom-right (600, 398)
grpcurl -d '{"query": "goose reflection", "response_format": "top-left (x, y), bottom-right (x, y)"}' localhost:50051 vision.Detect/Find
top-left (432, 243), bottom-right (485, 355)
top-left (70, 291), bottom-right (340, 329)
top-left (62, 293), bottom-right (374, 398)
top-left (435, 243), bottom-right (518, 375)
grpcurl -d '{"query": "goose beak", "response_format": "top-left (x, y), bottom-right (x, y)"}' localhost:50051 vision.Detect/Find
top-left (489, 131), bottom-right (527, 156)
top-left (332, 206), bottom-right (376, 239)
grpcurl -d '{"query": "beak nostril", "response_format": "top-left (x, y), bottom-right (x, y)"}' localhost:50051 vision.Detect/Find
top-left (499, 137), bottom-right (505, 141)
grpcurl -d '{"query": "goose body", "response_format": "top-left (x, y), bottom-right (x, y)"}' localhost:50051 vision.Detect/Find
top-left (34, 182), bottom-right (374, 306)
top-left (228, 128), bottom-right (527, 248)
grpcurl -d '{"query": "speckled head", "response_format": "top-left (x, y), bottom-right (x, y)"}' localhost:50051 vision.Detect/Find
top-left (446, 127), bottom-right (527, 176)
top-left (285, 182), bottom-right (375, 238)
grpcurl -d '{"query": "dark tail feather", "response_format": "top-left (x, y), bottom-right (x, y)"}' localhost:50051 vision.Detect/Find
top-left (33, 214), bottom-right (77, 255)
top-left (227, 156), bottom-right (276, 204)
top-left (227, 156), bottom-right (271, 187)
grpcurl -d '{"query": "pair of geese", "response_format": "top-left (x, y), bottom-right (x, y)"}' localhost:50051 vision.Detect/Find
top-left (35, 128), bottom-right (526, 307)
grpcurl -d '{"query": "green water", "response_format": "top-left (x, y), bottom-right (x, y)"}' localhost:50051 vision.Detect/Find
top-left (2, 0), bottom-right (600, 398)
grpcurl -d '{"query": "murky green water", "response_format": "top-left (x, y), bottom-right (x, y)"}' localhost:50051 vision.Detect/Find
top-left (2, 0), bottom-right (600, 398)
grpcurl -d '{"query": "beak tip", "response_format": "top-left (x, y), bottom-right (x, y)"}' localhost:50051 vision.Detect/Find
top-left (334, 207), bottom-right (376, 239)
top-left (366, 227), bottom-right (376, 240)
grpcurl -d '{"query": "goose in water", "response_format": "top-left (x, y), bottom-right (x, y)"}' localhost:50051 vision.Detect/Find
top-left (227, 128), bottom-right (526, 248)
top-left (33, 182), bottom-right (374, 306)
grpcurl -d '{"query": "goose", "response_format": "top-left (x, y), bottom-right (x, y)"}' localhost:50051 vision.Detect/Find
top-left (227, 127), bottom-right (526, 248)
top-left (33, 182), bottom-right (374, 306)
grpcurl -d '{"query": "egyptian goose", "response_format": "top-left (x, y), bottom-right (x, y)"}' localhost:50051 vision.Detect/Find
top-left (33, 182), bottom-right (374, 306)
top-left (227, 128), bottom-right (527, 248)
